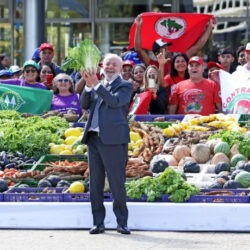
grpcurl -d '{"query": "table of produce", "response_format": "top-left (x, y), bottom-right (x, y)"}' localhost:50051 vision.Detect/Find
top-left (0, 110), bottom-right (249, 204)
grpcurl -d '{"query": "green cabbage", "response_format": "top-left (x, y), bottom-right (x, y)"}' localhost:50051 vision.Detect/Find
top-left (62, 39), bottom-right (101, 72)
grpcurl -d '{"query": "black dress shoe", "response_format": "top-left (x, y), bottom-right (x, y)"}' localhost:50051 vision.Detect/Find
top-left (89, 224), bottom-right (105, 234)
top-left (117, 225), bottom-right (131, 234)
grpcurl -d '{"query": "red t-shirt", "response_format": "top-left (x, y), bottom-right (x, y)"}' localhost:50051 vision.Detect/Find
top-left (164, 74), bottom-right (186, 103)
top-left (171, 78), bottom-right (221, 115)
top-left (149, 59), bottom-right (171, 76)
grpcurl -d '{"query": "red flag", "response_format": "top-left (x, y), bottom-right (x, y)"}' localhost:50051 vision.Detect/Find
top-left (129, 91), bottom-right (153, 115)
top-left (128, 12), bottom-right (214, 53)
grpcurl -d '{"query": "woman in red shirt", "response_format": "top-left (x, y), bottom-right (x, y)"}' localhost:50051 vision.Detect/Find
top-left (164, 53), bottom-right (189, 107)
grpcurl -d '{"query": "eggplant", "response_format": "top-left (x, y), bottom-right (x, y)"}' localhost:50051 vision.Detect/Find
top-left (3, 155), bottom-right (9, 165)
top-left (25, 159), bottom-right (35, 164)
top-left (5, 163), bottom-right (16, 169)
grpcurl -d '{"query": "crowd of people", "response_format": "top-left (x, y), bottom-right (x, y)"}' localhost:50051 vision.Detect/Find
top-left (0, 17), bottom-right (249, 117)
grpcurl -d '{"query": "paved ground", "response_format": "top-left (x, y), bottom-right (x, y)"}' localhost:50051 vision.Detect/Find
top-left (1, 230), bottom-right (250, 250)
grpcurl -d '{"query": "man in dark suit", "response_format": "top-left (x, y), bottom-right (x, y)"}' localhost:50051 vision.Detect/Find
top-left (80, 53), bottom-right (133, 235)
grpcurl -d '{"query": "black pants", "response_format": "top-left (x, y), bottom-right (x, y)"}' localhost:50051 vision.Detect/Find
top-left (86, 132), bottom-right (128, 226)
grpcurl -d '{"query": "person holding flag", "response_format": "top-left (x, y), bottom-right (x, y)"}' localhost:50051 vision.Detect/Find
top-left (133, 13), bottom-right (215, 79)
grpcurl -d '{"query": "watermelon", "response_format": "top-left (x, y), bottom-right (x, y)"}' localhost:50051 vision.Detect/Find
top-left (235, 171), bottom-right (250, 188)
top-left (230, 154), bottom-right (247, 167)
top-left (214, 142), bottom-right (230, 156)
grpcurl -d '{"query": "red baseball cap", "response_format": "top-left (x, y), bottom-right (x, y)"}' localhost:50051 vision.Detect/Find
top-left (188, 56), bottom-right (204, 66)
top-left (39, 43), bottom-right (54, 52)
top-left (122, 60), bottom-right (134, 67)
top-left (207, 61), bottom-right (224, 70)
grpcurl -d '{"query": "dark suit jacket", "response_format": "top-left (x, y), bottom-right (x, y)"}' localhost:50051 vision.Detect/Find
top-left (80, 76), bottom-right (133, 145)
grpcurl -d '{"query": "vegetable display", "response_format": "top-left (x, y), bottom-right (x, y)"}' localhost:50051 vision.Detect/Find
top-left (0, 111), bottom-right (68, 159)
top-left (125, 168), bottom-right (200, 202)
top-left (209, 130), bottom-right (250, 158)
top-left (62, 39), bottom-right (101, 72)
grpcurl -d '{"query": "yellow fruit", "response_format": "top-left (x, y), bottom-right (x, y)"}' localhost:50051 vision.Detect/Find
top-left (50, 144), bottom-right (65, 154)
top-left (135, 139), bottom-right (143, 147)
top-left (64, 136), bottom-right (79, 145)
top-left (129, 132), bottom-right (141, 142)
top-left (163, 127), bottom-right (175, 137)
top-left (65, 145), bottom-right (72, 151)
top-left (69, 181), bottom-right (85, 193)
top-left (188, 118), bottom-right (201, 126)
top-left (200, 116), bottom-right (210, 123)
top-left (208, 114), bottom-right (217, 121)
top-left (172, 124), bottom-right (182, 133)
top-left (59, 149), bottom-right (73, 155)
top-left (133, 148), bottom-right (140, 157)
top-left (64, 128), bottom-right (82, 138)
top-left (128, 142), bottom-right (135, 150)
top-left (48, 142), bottom-right (55, 148)
top-left (179, 122), bottom-right (188, 129)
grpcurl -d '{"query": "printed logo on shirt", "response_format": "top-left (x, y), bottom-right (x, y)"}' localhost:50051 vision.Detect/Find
top-left (155, 17), bottom-right (186, 39)
top-left (71, 101), bottom-right (77, 105)
top-left (0, 86), bottom-right (26, 110)
top-left (183, 89), bottom-right (205, 113)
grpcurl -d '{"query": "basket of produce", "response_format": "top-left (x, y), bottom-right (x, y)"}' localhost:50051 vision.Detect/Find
top-left (188, 189), bottom-right (250, 203)
top-left (133, 115), bottom-right (184, 122)
top-left (31, 154), bottom-right (88, 171)
top-left (4, 187), bottom-right (65, 202)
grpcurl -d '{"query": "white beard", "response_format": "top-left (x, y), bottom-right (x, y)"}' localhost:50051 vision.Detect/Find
top-left (104, 73), bottom-right (120, 82)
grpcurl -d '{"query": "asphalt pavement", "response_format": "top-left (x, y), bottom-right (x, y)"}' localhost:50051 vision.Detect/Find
top-left (1, 230), bottom-right (250, 250)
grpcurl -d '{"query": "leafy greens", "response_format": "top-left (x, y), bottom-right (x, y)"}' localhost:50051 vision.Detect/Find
top-left (62, 39), bottom-right (101, 72)
top-left (0, 111), bottom-right (69, 159)
top-left (125, 168), bottom-right (200, 202)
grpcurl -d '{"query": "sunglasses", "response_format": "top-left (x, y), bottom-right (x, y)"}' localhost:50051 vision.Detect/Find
top-left (24, 69), bottom-right (37, 73)
top-left (57, 79), bottom-right (70, 83)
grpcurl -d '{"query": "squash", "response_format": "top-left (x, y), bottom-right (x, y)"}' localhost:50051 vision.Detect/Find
top-left (231, 169), bottom-right (243, 180)
top-left (162, 154), bottom-right (178, 166)
top-left (236, 162), bottom-right (250, 172)
top-left (214, 142), bottom-right (230, 156)
top-left (150, 155), bottom-right (169, 173)
top-left (47, 175), bottom-right (61, 187)
top-left (211, 153), bottom-right (230, 165)
top-left (208, 182), bottom-right (223, 189)
top-left (229, 143), bottom-right (240, 159)
top-left (214, 162), bottom-right (230, 174)
top-left (191, 144), bottom-right (210, 163)
top-left (178, 157), bottom-right (196, 167)
top-left (206, 138), bottom-right (221, 154)
top-left (173, 145), bottom-right (191, 162)
top-left (183, 161), bottom-right (200, 173)
top-left (223, 180), bottom-right (242, 189)
top-left (235, 171), bottom-right (250, 188)
top-left (230, 154), bottom-right (247, 167)
top-left (216, 171), bottom-right (230, 180)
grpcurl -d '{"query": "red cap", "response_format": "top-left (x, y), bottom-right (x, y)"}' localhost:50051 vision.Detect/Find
top-left (207, 61), bottom-right (224, 70)
top-left (122, 60), bottom-right (134, 67)
top-left (188, 56), bottom-right (204, 66)
top-left (39, 43), bottom-right (54, 52)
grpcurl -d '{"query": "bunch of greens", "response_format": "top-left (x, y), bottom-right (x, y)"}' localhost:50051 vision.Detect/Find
top-left (0, 111), bottom-right (69, 159)
top-left (125, 168), bottom-right (200, 202)
top-left (209, 130), bottom-right (250, 158)
top-left (62, 39), bottom-right (101, 72)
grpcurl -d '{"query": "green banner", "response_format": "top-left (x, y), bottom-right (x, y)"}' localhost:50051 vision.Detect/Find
top-left (0, 83), bottom-right (52, 114)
